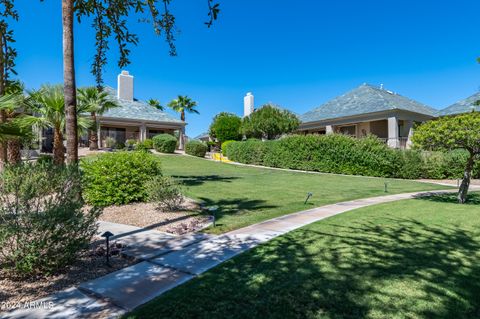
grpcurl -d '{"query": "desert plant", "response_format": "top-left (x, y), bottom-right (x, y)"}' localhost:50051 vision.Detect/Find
top-left (146, 176), bottom-right (184, 211)
top-left (104, 136), bottom-right (116, 149)
top-left (185, 140), bottom-right (208, 157)
top-left (153, 134), bottom-right (177, 153)
top-left (0, 162), bottom-right (101, 275)
top-left (81, 151), bottom-right (162, 206)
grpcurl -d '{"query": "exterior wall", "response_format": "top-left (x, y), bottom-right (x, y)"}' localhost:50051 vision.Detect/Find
top-left (369, 120), bottom-right (388, 138)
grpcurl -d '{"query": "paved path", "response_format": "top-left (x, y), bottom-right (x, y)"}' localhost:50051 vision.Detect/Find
top-left (2, 189), bottom-right (470, 319)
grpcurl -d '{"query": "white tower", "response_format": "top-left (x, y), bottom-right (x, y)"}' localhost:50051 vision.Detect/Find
top-left (244, 92), bottom-right (254, 117)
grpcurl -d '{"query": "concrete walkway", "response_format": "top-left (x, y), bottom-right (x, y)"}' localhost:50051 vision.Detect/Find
top-left (2, 189), bottom-right (468, 319)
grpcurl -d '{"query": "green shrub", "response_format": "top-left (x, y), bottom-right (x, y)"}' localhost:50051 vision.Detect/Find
top-left (146, 176), bottom-right (184, 211)
top-left (221, 140), bottom-right (235, 156)
top-left (81, 151), bottom-right (162, 206)
top-left (126, 139), bottom-right (137, 147)
top-left (185, 140), bottom-right (208, 157)
top-left (142, 138), bottom-right (154, 149)
top-left (0, 163), bottom-right (101, 275)
top-left (227, 139), bottom-right (273, 165)
top-left (394, 149), bottom-right (424, 179)
top-left (153, 134), bottom-right (177, 153)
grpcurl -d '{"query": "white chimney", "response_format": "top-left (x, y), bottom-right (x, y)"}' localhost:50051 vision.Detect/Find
top-left (244, 92), bottom-right (254, 117)
top-left (117, 70), bottom-right (134, 101)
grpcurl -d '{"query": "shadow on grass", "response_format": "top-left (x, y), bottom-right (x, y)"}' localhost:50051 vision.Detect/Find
top-left (127, 215), bottom-right (480, 319)
top-left (197, 197), bottom-right (278, 225)
top-left (413, 192), bottom-right (480, 205)
top-left (171, 174), bottom-right (240, 187)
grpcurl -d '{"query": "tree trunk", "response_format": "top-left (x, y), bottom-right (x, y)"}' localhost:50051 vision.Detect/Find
top-left (53, 127), bottom-right (65, 165)
top-left (62, 0), bottom-right (78, 164)
top-left (0, 32), bottom-right (7, 171)
top-left (181, 110), bottom-right (185, 122)
top-left (458, 154), bottom-right (475, 204)
top-left (89, 111), bottom-right (99, 150)
top-left (7, 138), bottom-right (21, 165)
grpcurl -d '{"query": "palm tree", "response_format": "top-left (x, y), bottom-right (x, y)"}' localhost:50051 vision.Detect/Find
top-left (3, 81), bottom-right (27, 164)
top-left (77, 87), bottom-right (119, 150)
top-left (148, 99), bottom-right (164, 111)
top-left (22, 85), bottom-right (90, 165)
top-left (62, 0), bottom-right (78, 164)
top-left (0, 93), bottom-right (25, 166)
top-left (168, 95), bottom-right (199, 122)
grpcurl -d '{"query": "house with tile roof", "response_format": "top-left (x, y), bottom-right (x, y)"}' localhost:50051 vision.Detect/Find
top-left (298, 84), bottom-right (437, 149)
top-left (94, 71), bottom-right (186, 149)
top-left (438, 92), bottom-right (480, 116)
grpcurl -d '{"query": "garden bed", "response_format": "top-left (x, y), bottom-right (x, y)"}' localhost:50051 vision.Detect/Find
top-left (99, 198), bottom-right (211, 235)
top-left (0, 237), bottom-right (136, 309)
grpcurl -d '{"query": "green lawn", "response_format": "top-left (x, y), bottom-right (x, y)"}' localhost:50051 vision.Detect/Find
top-left (160, 155), bottom-right (447, 233)
top-left (127, 193), bottom-right (480, 319)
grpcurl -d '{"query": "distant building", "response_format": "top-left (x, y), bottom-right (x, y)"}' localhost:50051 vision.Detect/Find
top-left (438, 92), bottom-right (480, 116)
top-left (298, 84), bottom-right (437, 149)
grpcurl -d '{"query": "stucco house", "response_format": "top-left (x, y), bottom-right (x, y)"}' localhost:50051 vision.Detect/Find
top-left (94, 71), bottom-right (186, 149)
top-left (298, 84), bottom-right (437, 149)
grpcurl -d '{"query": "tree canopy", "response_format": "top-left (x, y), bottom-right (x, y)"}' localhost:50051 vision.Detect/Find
top-left (413, 111), bottom-right (480, 203)
top-left (209, 112), bottom-right (242, 143)
top-left (242, 104), bottom-right (300, 140)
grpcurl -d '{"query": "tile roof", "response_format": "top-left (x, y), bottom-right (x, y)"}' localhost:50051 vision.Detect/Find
top-left (100, 86), bottom-right (183, 124)
top-left (438, 92), bottom-right (480, 116)
top-left (300, 84), bottom-right (437, 123)
top-left (193, 132), bottom-right (210, 140)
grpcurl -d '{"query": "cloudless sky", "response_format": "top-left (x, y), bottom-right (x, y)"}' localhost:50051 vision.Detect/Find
top-left (8, 0), bottom-right (480, 137)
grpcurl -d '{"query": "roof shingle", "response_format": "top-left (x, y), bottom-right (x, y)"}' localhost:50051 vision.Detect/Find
top-left (300, 84), bottom-right (437, 123)
top-left (100, 86), bottom-right (183, 124)
top-left (439, 92), bottom-right (480, 116)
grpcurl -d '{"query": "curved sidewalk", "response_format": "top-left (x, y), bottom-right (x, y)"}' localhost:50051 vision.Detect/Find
top-left (1, 189), bottom-right (464, 319)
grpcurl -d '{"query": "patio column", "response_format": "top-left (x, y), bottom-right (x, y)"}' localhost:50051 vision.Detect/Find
top-left (139, 123), bottom-right (147, 142)
top-left (387, 116), bottom-right (400, 148)
top-left (326, 125), bottom-right (334, 135)
top-left (405, 120), bottom-right (414, 149)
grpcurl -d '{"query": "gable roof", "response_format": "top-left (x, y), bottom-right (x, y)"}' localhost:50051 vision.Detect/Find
top-left (439, 92), bottom-right (480, 116)
top-left (100, 86), bottom-right (183, 124)
top-left (194, 132), bottom-right (210, 140)
top-left (300, 84), bottom-right (437, 123)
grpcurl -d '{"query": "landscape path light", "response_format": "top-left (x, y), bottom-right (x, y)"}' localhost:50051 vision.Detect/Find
top-left (101, 231), bottom-right (114, 267)
top-left (304, 192), bottom-right (313, 205)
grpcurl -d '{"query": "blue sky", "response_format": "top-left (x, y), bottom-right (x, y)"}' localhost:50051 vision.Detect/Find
top-left (9, 0), bottom-right (480, 137)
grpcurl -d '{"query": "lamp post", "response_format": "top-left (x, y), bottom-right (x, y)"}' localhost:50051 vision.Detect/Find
top-left (101, 231), bottom-right (114, 267)
top-left (384, 182), bottom-right (389, 193)
top-left (208, 206), bottom-right (219, 227)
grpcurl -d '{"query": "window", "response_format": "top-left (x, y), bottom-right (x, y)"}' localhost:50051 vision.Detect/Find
top-left (338, 125), bottom-right (356, 136)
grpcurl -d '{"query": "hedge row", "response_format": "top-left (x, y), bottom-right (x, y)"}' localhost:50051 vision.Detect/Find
top-left (226, 135), bottom-right (479, 179)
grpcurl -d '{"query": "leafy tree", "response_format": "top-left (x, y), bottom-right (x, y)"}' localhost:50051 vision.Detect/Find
top-left (412, 112), bottom-right (480, 204)
top-left (77, 87), bottom-right (119, 150)
top-left (58, 0), bottom-right (220, 163)
top-left (242, 104), bottom-right (300, 140)
top-left (22, 85), bottom-right (91, 165)
top-left (148, 98), bottom-right (164, 111)
top-left (209, 112), bottom-right (242, 143)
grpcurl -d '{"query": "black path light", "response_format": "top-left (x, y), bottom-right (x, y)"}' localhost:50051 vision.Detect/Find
top-left (101, 231), bottom-right (114, 267)
top-left (304, 192), bottom-right (313, 205)
top-left (208, 206), bottom-right (219, 227)
top-left (384, 182), bottom-right (389, 193)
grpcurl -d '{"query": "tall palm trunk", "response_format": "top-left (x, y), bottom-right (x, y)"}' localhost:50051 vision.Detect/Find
top-left (0, 32), bottom-right (7, 170)
top-left (53, 126), bottom-right (65, 165)
top-left (62, 0), bottom-right (78, 164)
top-left (7, 138), bottom-right (21, 164)
top-left (89, 111), bottom-right (99, 150)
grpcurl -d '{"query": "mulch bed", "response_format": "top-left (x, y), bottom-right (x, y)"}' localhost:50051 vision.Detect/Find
top-left (99, 198), bottom-right (211, 235)
top-left (0, 238), bottom-right (136, 309)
